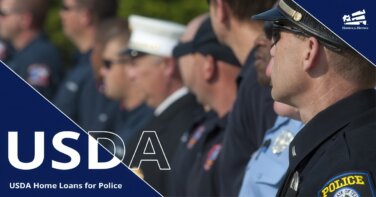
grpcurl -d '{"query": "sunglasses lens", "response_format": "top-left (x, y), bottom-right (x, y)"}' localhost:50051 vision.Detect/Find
top-left (60, 4), bottom-right (68, 11)
top-left (271, 28), bottom-right (280, 45)
top-left (0, 10), bottom-right (16, 17)
top-left (60, 4), bottom-right (77, 11)
top-left (102, 60), bottom-right (112, 69)
top-left (264, 22), bottom-right (273, 40)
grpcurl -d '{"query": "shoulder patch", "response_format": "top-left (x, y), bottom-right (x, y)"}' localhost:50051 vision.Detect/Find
top-left (27, 64), bottom-right (50, 87)
top-left (203, 144), bottom-right (222, 171)
top-left (187, 125), bottom-right (205, 149)
top-left (319, 171), bottom-right (375, 197)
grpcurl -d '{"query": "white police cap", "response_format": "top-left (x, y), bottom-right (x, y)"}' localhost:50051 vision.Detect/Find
top-left (127, 15), bottom-right (186, 57)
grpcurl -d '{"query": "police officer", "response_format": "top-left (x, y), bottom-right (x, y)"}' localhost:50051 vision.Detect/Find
top-left (167, 14), bottom-right (219, 196)
top-left (0, 0), bottom-right (63, 100)
top-left (253, 0), bottom-right (376, 195)
top-left (239, 22), bottom-right (304, 197)
top-left (54, 0), bottom-right (119, 131)
top-left (98, 17), bottom-right (153, 157)
top-left (173, 16), bottom-right (242, 196)
top-left (122, 15), bottom-right (204, 195)
top-left (168, 14), bottom-right (239, 196)
top-left (208, 0), bottom-right (277, 195)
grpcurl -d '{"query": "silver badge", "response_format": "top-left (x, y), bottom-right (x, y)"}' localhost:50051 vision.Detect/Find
top-left (272, 130), bottom-right (295, 154)
top-left (290, 171), bottom-right (300, 191)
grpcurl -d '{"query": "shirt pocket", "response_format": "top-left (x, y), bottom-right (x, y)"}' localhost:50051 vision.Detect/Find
top-left (252, 150), bottom-right (289, 186)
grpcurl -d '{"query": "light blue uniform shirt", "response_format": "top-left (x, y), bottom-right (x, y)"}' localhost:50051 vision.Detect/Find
top-left (238, 116), bottom-right (303, 197)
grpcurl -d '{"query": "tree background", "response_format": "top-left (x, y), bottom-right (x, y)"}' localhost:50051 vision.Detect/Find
top-left (45, 0), bottom-right (209, 66)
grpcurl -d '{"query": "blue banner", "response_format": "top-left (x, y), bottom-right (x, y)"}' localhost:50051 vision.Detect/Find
top-left (294, 0), bottom-right (376, 66)
top-left (0, 61), bottom-right (160, 196)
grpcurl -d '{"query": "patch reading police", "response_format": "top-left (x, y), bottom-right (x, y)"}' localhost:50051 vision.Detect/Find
top-left (319, 172), bottom-right (376, 197)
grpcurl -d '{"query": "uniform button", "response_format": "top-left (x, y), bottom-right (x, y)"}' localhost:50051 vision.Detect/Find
top-left (292, 146), bottom-right (297, 157)
top-left (99, 113), bottom-right (108, 122)
top-left (66, 81), bottom-right (78, 92)
top-left (115, 145), bottom-right (124, 158)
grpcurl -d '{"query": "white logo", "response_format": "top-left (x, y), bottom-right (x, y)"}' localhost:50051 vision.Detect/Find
top-left (342, 9), bottom-right (369, 30)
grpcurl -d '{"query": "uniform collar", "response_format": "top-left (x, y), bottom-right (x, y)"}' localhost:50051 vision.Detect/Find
top-left (288, 89), bottom-right (376, 170)
top-left (204, 113), bottom-right (229, 138)
top-left (217, 113), bottom-right (229, 130)
top-left (236, 49), bottom-right (256, 87)
top-left (127, 102), bottom-right (152, 118)
top-left (154, 87), bottom-right (189, 116)
top-left (15, 33), bottom-right (45, 54)
top-left (77, 49), bottom-right (93, 67)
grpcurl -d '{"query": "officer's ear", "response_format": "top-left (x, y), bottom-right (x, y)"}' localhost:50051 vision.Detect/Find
top-left (19, 12), bottom-right (33, 29)
top-left (163, 57), bottom-right (179, 79)
top-left (302, 36), bottom-right (321, 72)
top-left (213, 0), bottom-right (231, 26)
top-left (203, 55), bottom-right (217, 82)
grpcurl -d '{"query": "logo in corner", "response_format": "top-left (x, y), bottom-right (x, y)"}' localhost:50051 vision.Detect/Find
top-left (342, 9), bottom-right (369, 30)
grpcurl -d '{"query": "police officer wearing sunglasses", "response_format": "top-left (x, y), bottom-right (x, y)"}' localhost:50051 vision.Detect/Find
top-left (253, 0), bottom-right (376, 196)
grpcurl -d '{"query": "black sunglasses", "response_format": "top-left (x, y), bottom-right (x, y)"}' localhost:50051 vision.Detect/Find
top-left (271, 22), bottom-right (308, 46)
top-left (102, 58), bottom-right (131, 70)
top-left (263, 22), bottom-right (273, 40)
top-left (0, 9), bottom-right (21, 17)
top-left (271, 22), bottom-right (343, 52)
top-left (60, 4), bottom-right (80, 12)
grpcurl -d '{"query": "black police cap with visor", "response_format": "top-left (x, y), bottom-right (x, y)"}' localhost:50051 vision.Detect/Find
top-left (172, 17), bottom-right (241, 67)
top-left (252, 0), bottom-right (349, 52)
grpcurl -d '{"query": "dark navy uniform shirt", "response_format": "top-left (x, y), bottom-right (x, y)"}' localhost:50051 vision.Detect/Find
top-left (186, 114), bottom-right (228, 197)
top-left (219, 50), bottom-right (277, 196)
top-left (54, 51), bottom-right (119, 132)
top-left (167, 110), bottom-right (218, 196)
top-left (0, 39), bottom-right (14, 64)
top-left (111, 103), bottom-right (154, 159)
top-left (54, 51), bottom-right (92, 121)
top-left (115, 103), bottom-right (153, 144)
top-left (78, 75), bottom-right (119, 131)
top-left (7, 34), bottom-right (63, 100)
top-left (127, 93), bottom-right (204, 195)
top-left (278, 89), bottom-right (376, 196)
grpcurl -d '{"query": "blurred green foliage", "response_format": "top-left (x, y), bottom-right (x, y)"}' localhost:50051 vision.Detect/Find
top-left (45, 0), bottom-right (209, 66)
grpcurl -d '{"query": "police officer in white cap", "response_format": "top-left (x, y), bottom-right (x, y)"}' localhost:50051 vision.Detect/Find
top-left (121, 15), bottom-right (204, 195)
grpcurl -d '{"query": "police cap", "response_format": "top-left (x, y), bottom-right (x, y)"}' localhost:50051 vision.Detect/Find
top-left (173, 17), bottom-right (241, 67)
top-left (252, 0), bottom-right (348, 51)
